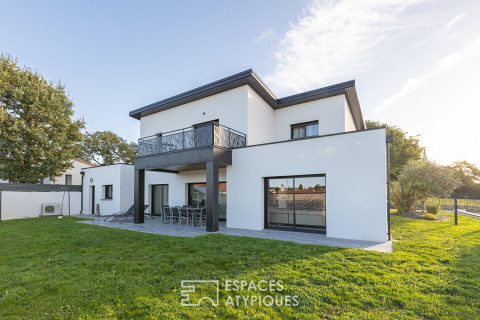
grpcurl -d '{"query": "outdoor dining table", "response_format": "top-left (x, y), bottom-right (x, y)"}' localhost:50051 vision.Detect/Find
top-left (164, 206), bottom-right (204, 226)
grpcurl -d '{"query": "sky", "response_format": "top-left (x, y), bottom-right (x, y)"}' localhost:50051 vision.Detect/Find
top-left (1, 0), bottom-right (479, 166)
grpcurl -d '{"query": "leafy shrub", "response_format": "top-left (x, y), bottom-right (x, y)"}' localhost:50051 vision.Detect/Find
top-left (426, 205), bottom-right (438, 214)
top-left (421, 213), bottom-right (437, 221)
top-left (390, 180), bottom-right (416, 214)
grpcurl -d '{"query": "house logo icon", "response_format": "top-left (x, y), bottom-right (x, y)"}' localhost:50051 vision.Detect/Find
top-left (180, 280), bottom-right (219, 307)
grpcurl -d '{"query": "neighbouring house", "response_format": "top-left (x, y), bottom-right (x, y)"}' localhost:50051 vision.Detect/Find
top-left (0, 159), bottom-right (95, 220)
top-left (81, 164), bottom-right (134, 215)
top-left (128, 69), bottom-right (388, 242)
top-left (43, 158), bottom-right (95, 185)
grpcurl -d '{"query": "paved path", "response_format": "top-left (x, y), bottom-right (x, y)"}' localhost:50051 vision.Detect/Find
top-left (458, 210), bottom-right (480, 219)
top-left (443, 210), bottom-right (480, 220)
top-left (76, 216), bottom-right (391, 253)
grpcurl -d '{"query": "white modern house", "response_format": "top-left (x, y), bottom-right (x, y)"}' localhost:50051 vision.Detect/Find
top-left (129, 69), bottom-right (389, 242)
top-left (81, 164), bottom-right (134, 215)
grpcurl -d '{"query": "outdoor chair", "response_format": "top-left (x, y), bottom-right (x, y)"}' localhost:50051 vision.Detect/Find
top-left (145, 208), bottom-right (155, 220)
top-left (171, 207), bottom-right (180, 224)
top-left (193, 208), bottom-right (206, 227)
top-left (118, 204), bottom-right (148, 223)
top-left (178, 207), bottom-right (190, 225)
top-left (163, 206), bottom-right (172, 224)
top-left (104, 204), bottom-right (134, 222)
top-left (104, 204), bottom-right (149, 223)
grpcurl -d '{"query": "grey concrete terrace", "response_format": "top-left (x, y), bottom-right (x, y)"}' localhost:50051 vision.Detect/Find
top-left (77, 215), bottom-right (392, 253)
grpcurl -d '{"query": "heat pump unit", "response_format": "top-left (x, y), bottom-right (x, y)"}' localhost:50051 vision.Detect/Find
top-left (42, 203), bottom-right (62, 216)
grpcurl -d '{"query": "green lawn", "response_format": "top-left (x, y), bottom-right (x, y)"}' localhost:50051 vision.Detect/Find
top-left (0, 214), bottom-right (479, 319)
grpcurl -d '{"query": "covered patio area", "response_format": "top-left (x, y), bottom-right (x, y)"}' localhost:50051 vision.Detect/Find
top-left (78, 216), bottom-right (391, 252)
top-left (134, 121), bottom-right (245, 232)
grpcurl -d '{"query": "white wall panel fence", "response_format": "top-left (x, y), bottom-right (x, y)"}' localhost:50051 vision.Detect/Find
top-left (0, 184), bottom-right (81, 221)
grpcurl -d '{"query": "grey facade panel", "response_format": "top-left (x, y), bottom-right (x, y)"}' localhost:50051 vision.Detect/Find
top-left (0, 183), bottom-right (82, 192)
top-left (134, 146), bottom-right (232, 171)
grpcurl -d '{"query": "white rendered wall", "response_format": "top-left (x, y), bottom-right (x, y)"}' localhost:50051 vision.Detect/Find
top-left (344, 98), bottom-right (357, 132)
top-left (247, 87), bottom-right (275, 145)
top-left (274, 94), bottom-right (352, 141)
top-left (140, 86), bottom-right (248, 138)
top-left (227, 128), bottom-right (387, 242)
top-left (81, 164), bottom-right (133, 215)
top-left (144, 169), bottom-right (227, 212)
top-left (140, 86), bottom-right (359, 146)
top-left (120, 165), bottom-right (134, 211)
top-left (0, 191), bottom-right (81, 220)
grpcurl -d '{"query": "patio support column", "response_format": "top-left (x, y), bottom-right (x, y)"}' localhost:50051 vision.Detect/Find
top-left (206, 161), bottom-right (219, 232)
top-left (134, 168), bottom-right (145, 224)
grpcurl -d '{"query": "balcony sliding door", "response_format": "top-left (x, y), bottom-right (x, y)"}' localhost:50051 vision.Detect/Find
top-left (266, 175), bottom-right (326, 232)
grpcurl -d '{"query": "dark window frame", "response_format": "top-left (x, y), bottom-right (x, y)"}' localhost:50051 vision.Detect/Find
top-left (192, 119), bottom-right (219, 128)
top-left (290, 120), bottom-right (319, 139)
top-left (187, 181), bottom-right (227, 221)
top-left (103, 185), bottom-right (113, 200)
top-left (65, 174), bottom-right (72, 185)
top-left (264, 174), bottom-right (326, 234)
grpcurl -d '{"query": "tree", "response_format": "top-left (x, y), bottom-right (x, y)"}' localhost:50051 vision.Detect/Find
top-left (0, 55), bottom-right (84, 183)
top-left (449, 161), bottom-right (480, 198)
top-left (391, 160), bottom-right (462, 214)
top-left (366, 120), bottom-right (424, 180)
top-left (80, 131), bottom-right (137, 165)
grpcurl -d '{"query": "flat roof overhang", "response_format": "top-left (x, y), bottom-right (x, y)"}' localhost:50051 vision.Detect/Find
top-left (134, 146), bottom-right (232, 173)
top-left (129, 69), bottom-right (365, 130)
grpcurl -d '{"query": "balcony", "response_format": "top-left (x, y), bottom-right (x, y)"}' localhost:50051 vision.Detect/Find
top-left (137, 122), bottom-right (247, 157)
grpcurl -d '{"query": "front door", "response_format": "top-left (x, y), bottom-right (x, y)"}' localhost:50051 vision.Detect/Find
top-left (89, 186), bottom-right (95, 215)
top-left (151, 184), bottom-right (168, 215)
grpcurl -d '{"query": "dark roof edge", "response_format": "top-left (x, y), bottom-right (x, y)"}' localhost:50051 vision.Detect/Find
top-left (80, 163), bottom-right (133, 171)
top-left (129, 69), bottom-right (365, 130)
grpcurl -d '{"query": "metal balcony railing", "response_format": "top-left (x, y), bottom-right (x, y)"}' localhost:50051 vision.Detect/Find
top-left (137, 122), bottom-right (247, 157)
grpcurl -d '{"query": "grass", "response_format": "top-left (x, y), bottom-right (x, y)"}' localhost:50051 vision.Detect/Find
top-left (0, 214), bottom-right (479, 319)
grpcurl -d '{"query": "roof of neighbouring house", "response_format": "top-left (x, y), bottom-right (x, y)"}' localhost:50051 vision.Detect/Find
top-left (74, 158), bottom-right (96, 167)
top-left (129, 69), bottom-right (365, 130)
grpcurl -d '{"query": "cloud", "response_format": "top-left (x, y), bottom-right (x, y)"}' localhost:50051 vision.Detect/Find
top-left (254, 28), bottom-right (276, 43)
top-left (374, 36), bottom-right (480, 115)
top-left (445, 13), bottom-right (465, 32)
top-left (412, 12), bottom-right (466, 48)
top-left (265, 0), bottom-right (425, 94)
top-left (372, 36), bottom-right (480, 166)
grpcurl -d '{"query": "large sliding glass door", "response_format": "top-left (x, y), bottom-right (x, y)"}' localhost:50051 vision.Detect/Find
top-left (188, 182), bottom-right (227, 220)
top-left (151, 184), bottom-right (168, 215)
top-left (266, 175), bottom-right (326, 232)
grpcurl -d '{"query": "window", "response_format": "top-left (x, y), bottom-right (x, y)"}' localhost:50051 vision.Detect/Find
top-left (265, 175), bottom-right (326, 232)
top-left (291, 121), bottom-right (319, 139)
top-left (103, 185), bottom-right (113, 200)
top-left (65, 174), bottom-right (72, 185)
top-left (188, 182), bottom-right (227, 220)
